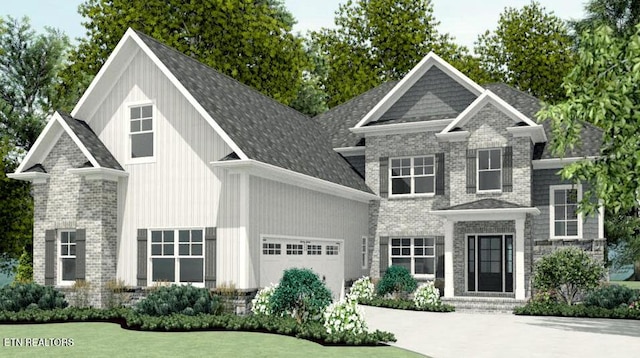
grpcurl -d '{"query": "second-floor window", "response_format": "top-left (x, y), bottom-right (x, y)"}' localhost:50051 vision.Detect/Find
top-left (477, 148), bottom-right (501, 192)
top-left (550, 185), bottom-right (582, 238)
top-left (390, 156), bottom-right (435, 195)
top-left (130, 104), bottom-right (154, 159)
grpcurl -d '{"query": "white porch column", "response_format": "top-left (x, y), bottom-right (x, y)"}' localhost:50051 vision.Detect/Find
top-left (444, 220), bottom-right (455, 298)
top-left (515, 218), bottom-right (525, 300)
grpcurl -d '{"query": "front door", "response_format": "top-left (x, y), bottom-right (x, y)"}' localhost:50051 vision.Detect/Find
top-left (477, 236), bottom-right (503, 292)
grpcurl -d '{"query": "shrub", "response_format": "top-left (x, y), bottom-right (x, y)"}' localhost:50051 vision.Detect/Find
top-left (134, 285), bottom-right (222, 316)
top-left (71, 280), bottom-right (91, 308)
top-left (376, 266), bottom-right (417, 298)
top-left (359, 297), bottom-right (455, 312)
top-left (514, 301), bottom-right (640, 319)
top-left (104, 279), bottom-right (130, 309)
top-left (251, 283), bottom-right (277, 315)
top-left (323, 299), bottom-right (367, 335)
top-left (413, 282), bottom-right (441, 308)
top-left (0, 282), bottom-right (67, 311)
top-left (269, 268), bottom-right (332, 323)
top-left (13, 250), bottom-right (33, 284)
top-left (347, 277), bottom-right (375, 301)
top-left (533, 247), bottom-right (604, 305)
top-left (584, 284), bottom-right (640, 309)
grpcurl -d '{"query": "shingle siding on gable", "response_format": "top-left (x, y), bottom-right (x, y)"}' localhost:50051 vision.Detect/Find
top-left (377, 67), bottom-right (476, 123)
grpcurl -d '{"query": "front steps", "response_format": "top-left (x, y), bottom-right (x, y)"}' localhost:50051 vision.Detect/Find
top-left (442, 296), bottom-right (526, 313)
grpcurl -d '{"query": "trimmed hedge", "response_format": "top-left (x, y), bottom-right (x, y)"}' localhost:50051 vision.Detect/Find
top-left (514, 302), bottom-right (640, 319)
top-left (359, 297), bottom-right (455, 312)
top-left (0, 308), bottom-right (396, 346)
top-left (0, 283), bottom-right (67, 311)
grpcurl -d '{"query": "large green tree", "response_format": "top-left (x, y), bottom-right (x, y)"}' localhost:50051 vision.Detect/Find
top-left (572, 0), bottom-right (640, 38)
top-left (475, 1), bottom-right (575, 102)
top-left (57, 0), bottom-right (307, 110)
top-left (312, 0), bottom-right (487, 107)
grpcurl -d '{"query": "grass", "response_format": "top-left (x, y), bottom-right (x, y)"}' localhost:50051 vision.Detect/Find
top-left (0, 323), bottom-right (421, 357)
top-left (611, 280), bottom-right (640, 290)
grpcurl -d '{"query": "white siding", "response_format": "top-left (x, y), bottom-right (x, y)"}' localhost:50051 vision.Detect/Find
top-left (86, 51), bottom-right (232, 285)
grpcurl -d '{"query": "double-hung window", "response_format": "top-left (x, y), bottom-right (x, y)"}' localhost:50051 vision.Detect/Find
top-left (390, 237), bottom-right (435, 276)
top-left (59, 230), bottom-right (76, 283)
top-left (130, 104), bottom-right (154, 159)
top-left (477, 148), bottom-right (501, 191)
top-left (390, 156), bottom-right (435, 195)
top-left (550, 185), bottom-right (582, 238)
top-left (150, 229), bottom-right (204, 285)
top-left (361, 236), bottom-right (368, 269)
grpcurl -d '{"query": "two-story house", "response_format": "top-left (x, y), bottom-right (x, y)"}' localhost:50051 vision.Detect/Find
top-left (10, 29), bottom-right (604, 308)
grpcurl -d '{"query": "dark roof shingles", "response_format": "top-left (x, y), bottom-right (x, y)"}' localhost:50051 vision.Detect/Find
top-left (442, 198), bottom-right (527, 210)
top-left (58, 112), bottom-right (123, 170)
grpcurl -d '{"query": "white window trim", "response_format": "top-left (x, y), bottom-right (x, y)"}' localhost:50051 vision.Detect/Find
top-left (389, 155), bottom-right (436, 197)
top-left (361, 236), bottom-right (368, 269)
top-left (58, 229), bottom-right (76, 286)
top-left (389, 237), bottom-right (436, 278)
top-left (148, 228), bottom-right (205, 287)
top-left (476, 148), bottom-right (502, 193)
top-left (549, 184), bottom-right (583, 240)
top-left (127, 101), bottom-right (156, 164)
top-left (465, 233), bottom-right (515, 293)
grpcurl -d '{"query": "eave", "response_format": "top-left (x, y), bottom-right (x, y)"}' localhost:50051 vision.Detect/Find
top-left (67, 167), bottom-right (129, 181)
top-left (431, 207), bottom-right (540, 221)
top-left (532, 156), bottom-right (597, 170)
top-left (350, 119), bottom-right (453, 136)
top-left (7, 172), bottom-right (50, 184)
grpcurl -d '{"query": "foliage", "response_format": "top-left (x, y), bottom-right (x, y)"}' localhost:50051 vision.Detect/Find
top-left (311, 0), bottom-right (489, 107)
top-left (13, 249), bottom-right (32, 283)
top-left (348, 277), bottom-right (375, 302)
top-left (533, 247), bottom-right (605, 305)
top-left (269, 268), bottom-right (332, 323)
top-left (289, 41), bottom-right (329, 117)
top-left (538, 25), bottom-right (640, 217)
top-left (0, 282), bottom-right (67, 311)
top-left (359, 297), bottom-right (455, 312)
top-left (134, 285), bottom-right (222, 316)
top-left (59, 0), bottom-right (307, 110)
top-left (572, 0), bottom-right (640, 38)
top-left (376, 266), bottom-right (417, 298)
top-left (251, 283), bottom-right (277, 316)
top-left (605, 210), bottom-right (640, 267)
top-left (104, 279), bottom-right (129, 309)
top-left (583, 284), bottom-right (640, 309)
top-left (323, 299), bottom-right (367, 335)
top-left (71, 280), bottom-right (92, 308)
top-left (514, 301), bottom-right (640, 319)
top-left (413, 282), bottom-right (441, 309)
top-left (475, 1), bottom-right (575, 102)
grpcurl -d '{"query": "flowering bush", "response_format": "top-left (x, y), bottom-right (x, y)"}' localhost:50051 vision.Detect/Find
top-left (348, 277), bottom-right (375, 301)
top-left (413, 282), bottom-right (441, 309)
top-left (630, 299), bottom-right (640, 311)
top-left (251, 283), bottom-right (278, 316)
top-left (323, 299), bottom-right (367, 335)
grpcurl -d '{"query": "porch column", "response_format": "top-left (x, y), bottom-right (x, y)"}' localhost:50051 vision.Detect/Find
top-left (444, 220), bottom-right (454, 298)
top-left (515, 218), bottom-right (525, 300)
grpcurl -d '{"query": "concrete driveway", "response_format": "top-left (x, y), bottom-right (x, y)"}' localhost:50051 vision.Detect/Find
top-left (363, 306), bottom-right (640, 358)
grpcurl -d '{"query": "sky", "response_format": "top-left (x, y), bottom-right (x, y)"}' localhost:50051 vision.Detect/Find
top-left (2, 0), bottom-right (587, 50)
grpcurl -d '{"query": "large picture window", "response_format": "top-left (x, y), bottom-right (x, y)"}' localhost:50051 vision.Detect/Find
top-left (477, 148), bottom-right (501, 191)
top-left (390, 237), bottom-right (435, 276)
top-left (150, 229), bottom-right (203, 284)
top-left (390, 156), bottom-right (435, 196)
top-left (550, 185), bottom-right (582, 238)
top-left (130, 104), bottom-right (154, 159)
top-left (59, 230), bottom-right (76, 282)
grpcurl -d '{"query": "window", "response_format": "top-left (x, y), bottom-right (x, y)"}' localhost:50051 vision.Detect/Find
top-left (551, 185), bottom-right (582, 238)
top-left (390, 156), bottom-right (435, 196)
top-left (262, 243), bottom-right (281, 255)
top-left (130, 104), bottom-right (153, 159)
top-left (390, 237), bottom-right (435, 276)
top-left (326, 245), bottom-right (339, 255)
top-left (59, 230), bottom-right (76, 282)
top-left (286, 244), bottom-right (303, 255)
top-left (150, 229), bottom-right (203, 284)
top-left (361, 237), bottom-right (368, 269)
top-left (477, 148), bottom-right (501, 191)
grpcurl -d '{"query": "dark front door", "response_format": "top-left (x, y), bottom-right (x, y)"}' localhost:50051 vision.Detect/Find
top-left (477, 236), bottom-right (502, 292)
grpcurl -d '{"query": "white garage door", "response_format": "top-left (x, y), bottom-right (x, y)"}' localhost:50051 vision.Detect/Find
top-left (260, 236), bottom-right (344, 299)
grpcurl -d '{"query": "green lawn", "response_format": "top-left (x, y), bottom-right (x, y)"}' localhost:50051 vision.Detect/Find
top-left (0, 323), bottom-right (421, 357)
top-left (611, 280), bottom-right (640, 290)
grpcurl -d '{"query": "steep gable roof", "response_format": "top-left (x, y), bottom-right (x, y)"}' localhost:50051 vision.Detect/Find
top-left (58, 112), bottom-right (123, 170)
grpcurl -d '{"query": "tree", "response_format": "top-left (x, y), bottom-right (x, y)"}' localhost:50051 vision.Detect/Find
top-left (57, 0), bottom-right (307, 109)
top-left (0, 17), bottom-right (70, 151)
top-left (312, 0), bottom-right (487, 107)
top-left (289, 41), bottom-right (329, 117)
top-left (572, 0), bottom-right (640, 38)
top-left (475, 1), bottom-right (575, 102)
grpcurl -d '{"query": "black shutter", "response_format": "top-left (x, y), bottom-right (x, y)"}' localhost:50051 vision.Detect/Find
top-left (45, 230), bottom-right (56, 286)
top-left (466, 149), bottom-right (477, 194)
top-left (379, 157), bottom-right (389, 198)
top-left (502, 146), bottom-right (513, 192)
top-left (379, 236), bottom-right (389, 277)
top-left (137, 229), bottom-right (147, 286)
top-left (435, 152), bottom-right (445, 195)
top-left (205, 227), bottom-right (217, 288)
top-left (435, 236), bottom-right (444, 279)
top-left (75, 229), bottom-right (86, 280)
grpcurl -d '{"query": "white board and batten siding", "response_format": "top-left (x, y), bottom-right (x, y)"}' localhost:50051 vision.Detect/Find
top-left (84, 50), bottom-right (232, 285)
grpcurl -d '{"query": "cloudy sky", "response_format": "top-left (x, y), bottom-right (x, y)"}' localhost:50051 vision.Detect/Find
top-left (3, 0), bottom-right (586, 49)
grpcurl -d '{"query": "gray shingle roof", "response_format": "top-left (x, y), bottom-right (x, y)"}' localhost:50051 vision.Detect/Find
top-left (134, 31), bottom-right (370, 194)
top-left (314, 81), bottom-right (398, 148)
top-left (58, 112), bottom-right (124, 170)
top-left (442, 198), bottom-right (527, 210)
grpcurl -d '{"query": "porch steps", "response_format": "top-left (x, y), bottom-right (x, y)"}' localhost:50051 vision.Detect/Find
top-left (442, 297), bottom-right (526, 313)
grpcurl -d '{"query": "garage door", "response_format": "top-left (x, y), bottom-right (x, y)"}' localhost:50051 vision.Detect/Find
top-left (260, 236), bottom-right (344, 299)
